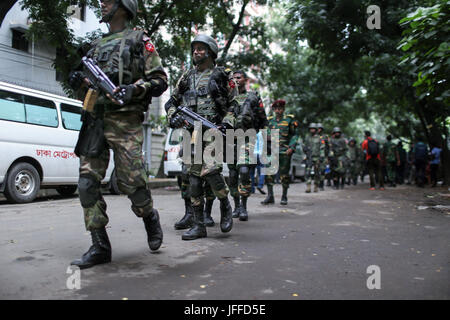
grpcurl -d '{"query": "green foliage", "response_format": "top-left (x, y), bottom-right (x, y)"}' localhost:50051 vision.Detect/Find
top-left (399, 0), bottom-right (450, 104)
top-left (20, 0), bottom-right (272, 93)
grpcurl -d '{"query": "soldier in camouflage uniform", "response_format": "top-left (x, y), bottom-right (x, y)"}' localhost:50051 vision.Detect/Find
top-left (382, 135), bottom-right (400, 187)
top-left (67, 0), bottom-right (167, 269)
top-left (261, 100), bottom-right (299, 205)
top-left (174, 153), bottom-right (216, 230)
top-left (228, 70), bottom-right (268, 221)
top-left (347, 138), bottom-right (364, 185)
top-left (165, 34), bottom-right (236, 240)
top-left (303, 123), bottom-right (326, 193)
top-left (316, 123), bottom-right (329, 190)
top-left (329, 127), bottom-right (349, 189)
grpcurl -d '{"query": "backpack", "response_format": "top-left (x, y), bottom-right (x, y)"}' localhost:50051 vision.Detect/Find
top-left (367, 139), bottom-right (379, 156)
top-left (414, 143), bottom-right (428, 161)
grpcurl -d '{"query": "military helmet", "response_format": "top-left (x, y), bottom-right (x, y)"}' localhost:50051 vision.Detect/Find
top-left (316, 123), bottom-right (323, 129)
top-left (119, 0), bottom-right (138, 20)
top-left (332, 127), bottom-right (341, 133)
top-left (349, 137), bottom-right (356, 143)
top-left (101, 0), bottom-right (137, 22)
top-left (309, 123), bottom-right (317, 129)
top-left (191, 34), bottom-right (219, 59)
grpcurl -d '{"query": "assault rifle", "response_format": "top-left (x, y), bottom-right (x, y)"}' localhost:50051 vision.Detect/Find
top-left (172, 105), bottom-right (226, 137)
top-left (81, 57), bottom-right (125, 106)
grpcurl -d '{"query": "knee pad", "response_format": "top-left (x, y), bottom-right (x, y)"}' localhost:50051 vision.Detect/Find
top-left (78, 174), bottom-right (101, 208)
top-left (228, 168), bottom-right (238, 186)
top-left (128, 187), bottom-right (152, 208)
top-left (189, 176), bottom-right (204, 198)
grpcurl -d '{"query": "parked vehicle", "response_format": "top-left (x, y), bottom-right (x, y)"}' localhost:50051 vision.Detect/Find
top-left (0, 81), bottom-right (116, 203)
top-left (290, 139), bottom-right (306, 182)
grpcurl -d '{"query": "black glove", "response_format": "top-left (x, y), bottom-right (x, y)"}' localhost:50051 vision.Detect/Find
top-left (68, 71), bottom-right (84, 90)
top-left (117, 84), bottom-right (136, 104)
top-left (169, 114), bottom-right (184, 128)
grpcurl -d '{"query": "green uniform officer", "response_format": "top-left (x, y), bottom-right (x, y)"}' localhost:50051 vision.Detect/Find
top-left (165, 34), bottom-right (236, 240)
top-left (261, 99), bottom-right (299, 205)
top-left (68, 0), bottom-right (168, 269)
top-left (316, 123), bottom-right (329, 190)
top-left (382, 135), bottom-right (400, 187)
top-left (329, 127), bottom-right (349, 189)
top-left (347, 138), bottom-right (364, 185)
top-left (303, 123), bottom-right (326, 193)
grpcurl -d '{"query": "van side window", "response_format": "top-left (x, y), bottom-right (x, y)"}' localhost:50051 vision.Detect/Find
top-left (60, 103), bottom-right (82, 131)
top-left (0, 89), bottom-right (25, 122)
top-left (24, 95), bottom-right (58, 127)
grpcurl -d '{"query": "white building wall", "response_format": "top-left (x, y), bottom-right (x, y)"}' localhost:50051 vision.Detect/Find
top-left (0, 3), bottom-right (106, 96)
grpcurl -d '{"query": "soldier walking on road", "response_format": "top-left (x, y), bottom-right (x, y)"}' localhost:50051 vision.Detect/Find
top-left (316, 123), bottom-right (329, 191)
top-left (383, 135), bottom-right (400, 187)
top-left (347, 138), bottom-right (363, 185)
top-left (329, 127), bottom-right (349, 189)
top-left (165, 34), bottom-right (236, 240)
top-left (303, 123), bottom-right (325, 193)
top-left (261, 100), bottom-right (299, 205)
top-left (228, 70), bottom-right (267, 221)
top-left (68, 0), bottom-right (167, 269)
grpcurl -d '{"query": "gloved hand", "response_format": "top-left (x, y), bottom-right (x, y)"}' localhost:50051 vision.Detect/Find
top-left (68, 71), bottom-right (85, 90)
top-left (116, 84), bottom-right (136, 104)
top-left (169, 114), bottom-right (184, 128)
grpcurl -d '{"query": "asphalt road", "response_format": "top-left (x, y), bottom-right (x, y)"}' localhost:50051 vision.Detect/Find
top-left (0, 181), bottom-right (449, 300)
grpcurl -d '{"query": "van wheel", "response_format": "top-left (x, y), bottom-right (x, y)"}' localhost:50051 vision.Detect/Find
top-left (109, 169), bottom-right (121, 195)
top-left (4, 162), bottom-right (40, 204)
top-left (56, 185), bottom-right (77, 196)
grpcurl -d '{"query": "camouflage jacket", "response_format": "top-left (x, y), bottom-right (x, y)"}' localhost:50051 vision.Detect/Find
top-left (267, 114), bottom-right (300, 153)
top-left (83, 28), bottom-right (167, 114)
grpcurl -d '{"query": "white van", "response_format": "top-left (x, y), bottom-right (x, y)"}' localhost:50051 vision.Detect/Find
top-left (163, 128), bottom-right (230, 179)
top-left (0, 81), bottom-right (117, 204)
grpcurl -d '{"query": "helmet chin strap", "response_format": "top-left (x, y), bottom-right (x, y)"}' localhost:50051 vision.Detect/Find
top-left (100, 0), bottom-right (120, 23)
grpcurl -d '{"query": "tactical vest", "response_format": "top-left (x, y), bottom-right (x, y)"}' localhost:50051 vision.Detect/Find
top-left (331, 137), bottom-right (347, 157)
top-left (87, 28), bottom-right (146, 110)
top-left (181, 68), bottom-right (219, 123)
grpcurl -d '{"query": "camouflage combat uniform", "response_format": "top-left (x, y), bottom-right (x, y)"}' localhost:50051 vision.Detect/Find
top-left (303, 131), bottom-right (326, 192)
top-left (329, 134), bottom-right (349, 189)
top-left (347, 142), bottom-right (364, 185)
top-left (228, 90), bottom-right (267, 219)
top-left (165, 64), bottom-right (236, 239)
top-left (78, 28), bottom-right (167, 230)
top-left (264, 113), bottom-right (299, 203)
top-left (383, 140), bottom-right (398, 186)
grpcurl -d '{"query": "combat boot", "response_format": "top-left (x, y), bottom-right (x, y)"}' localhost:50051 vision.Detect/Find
top-left (143, 209), bottom-right (163, 251)
top-left (71, 227), bottom-right (111, 269)
top-left (174, 199), bottom-right (194, 230)
top-left (204, 198), bottom-right (215, 227)
top-left (280, 186), bottom-right (288, 205)
top-left (182, 205), bottom-right (207, 240)
top-left (305, 184), bottom-right (311, 193)
top-left (314, 183), bottom-right (319, 193)
top-left (340, 178), bottom-right (345, 189)
top-left (261, 185), bottom-right (274, 204)
top-left (232, 196), bottom-right (241, 218)
top-left (219, 198), bottom-right (233, 233)
top-left (353, 178), bottom-right (357, 185)
top-left (239, 196), bottom-right (248, 221)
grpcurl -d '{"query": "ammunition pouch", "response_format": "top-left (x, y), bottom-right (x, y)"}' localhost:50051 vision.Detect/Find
top-left (74, 110), bottom-right (107, 158)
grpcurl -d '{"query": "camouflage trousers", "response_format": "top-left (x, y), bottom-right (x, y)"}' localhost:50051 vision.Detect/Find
top-left (178, 163), bottom-right (215, 201)
top-left (347, 161), bottom-right (362, 181)
top-left (265, 153), bottom-right (292, 189)
top-left (79, 111), bottom-right (153, 231)
top-left (331, 155), bottom-right (348, 180)
top-left (305, 158), bottom-right (321, 185)
top-left (386, 161), bottom-right (397, 183)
